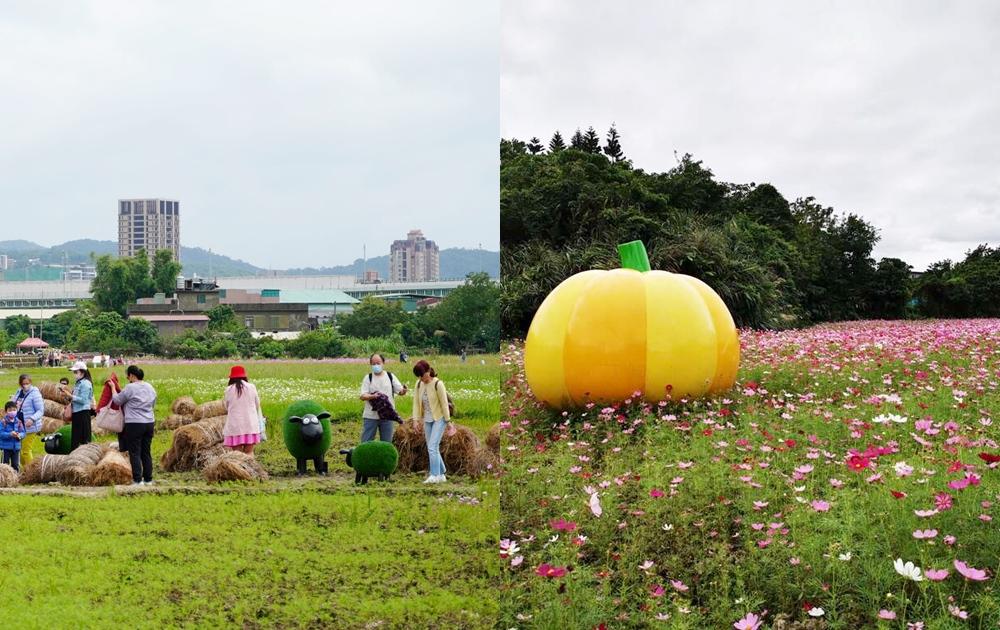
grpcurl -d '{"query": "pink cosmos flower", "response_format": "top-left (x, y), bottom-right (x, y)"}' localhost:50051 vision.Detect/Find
top-left (914, 509), bottom-right (939, 518)
top-left (670, 579), bottom-right (689, 592)
top-left (934, 493), bottom-right (953, 511)
top-left (847, 454), bottom-right (871, 471)
top-left (924, 568), bottom-right (948, 581)
top-left (948, 605), bottom-right (969, 619)
top-left (589, 492), bottom-right (603, 518)
top-left (811, 500), bottom-right (830, 512)
top-left (649, 584), bottom-right (665, 598)
top-left (649, 488), bottom-right (665, 498)
top-left (878, 610), bottom-right (896, 620)
top-left (550, 518), bottom-right (578, 532)
top-left (954, 559), bottom-right (989, 581)
top-left (535, 563), bottom-right (567, 578)
top-left (733, 612), bottom-right (763, 630)
top-left (912, 529), bottom-right (937, 539)
top-left (943, 535), bottom-right (957, 546)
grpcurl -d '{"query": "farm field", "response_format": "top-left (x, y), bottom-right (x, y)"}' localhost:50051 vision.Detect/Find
top-left (0, 356), bottom-right (500, 628)
top-left (500, 321), bottom-right (1000, 629)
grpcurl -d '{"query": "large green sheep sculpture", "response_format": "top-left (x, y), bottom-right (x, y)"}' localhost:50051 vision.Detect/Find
top-left (339, 441), bottom-right (399, 484)
top-left (283, 400), bottom-right (332, 475)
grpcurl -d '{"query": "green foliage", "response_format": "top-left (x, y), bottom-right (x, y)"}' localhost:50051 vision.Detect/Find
top-left (423, 272), bottom-right (500, 352)
top-left (150, 249), bottom-right (182, 295)
top-left (350, 441), bottom-right (399, 477)
top-left (281, 399), bottom-right (332, 460)
top-left (90, 249), bottom-right (156, 315)
top-left (3, 314), bottom-right (31, 338)
top-left (342, 334), bottom-right (405, 358)
top-left (255, 337), bottom-right (285, 359)
top-left (869, 257), bottom-right (913, 319)
top-left (205, 304), bottom-right (241, 332)
top-left (336, 297), bottom-right (406, 339)
top-left (286, 327), bottom-right (347, 359)
top-left (915, 245), bottom-right (1000, 317)
top-left (500, 132), bottom-right (894, 333)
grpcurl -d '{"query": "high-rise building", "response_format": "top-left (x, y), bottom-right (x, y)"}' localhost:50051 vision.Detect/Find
top-left (118, 199), bottom-right (180, 261)
top-left (390, 229), bottom-right (440, 282)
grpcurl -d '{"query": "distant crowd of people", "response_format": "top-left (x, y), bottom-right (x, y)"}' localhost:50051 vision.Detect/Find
top-left (33, 351), bottom-right (127, 368)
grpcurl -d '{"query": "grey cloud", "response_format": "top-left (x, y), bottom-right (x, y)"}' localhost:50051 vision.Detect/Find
top-left (0, 0), bottom-right (499, 269)
top-left (502, 0), bottom-right (1000, 270)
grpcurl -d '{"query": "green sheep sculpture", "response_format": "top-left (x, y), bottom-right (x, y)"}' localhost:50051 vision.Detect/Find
top-left (42, 424), bottom-right (74, 455)
top-left (283, 400), bottom-right (332, 476)
top-left (339, 441), bottom-right (399, 484)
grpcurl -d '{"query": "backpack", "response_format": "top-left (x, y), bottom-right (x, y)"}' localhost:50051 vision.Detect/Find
top-left (368, 371), bottom-right (396, 398)
top-left (436, 379), bottom-right (456, 418)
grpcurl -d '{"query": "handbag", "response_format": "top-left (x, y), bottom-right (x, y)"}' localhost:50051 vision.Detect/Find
top-left (259, 411), bottom-right (268, 441)
top-left (63, 400), bottom-right (73, 422)
top-left (95, 405), bottom-right (124, 433)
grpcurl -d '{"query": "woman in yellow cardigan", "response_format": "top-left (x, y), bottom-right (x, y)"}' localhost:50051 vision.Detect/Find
top-left (412, 360), bottom-right (451, 484)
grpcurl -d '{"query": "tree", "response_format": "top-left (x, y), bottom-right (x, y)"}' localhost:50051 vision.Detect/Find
top-left (527, 137), bottom-right (544, 154)
top-left (425, 272), bottom-right (500, 352)
top-left (500, 138), bottom-right (527, 162)
top-left (336, 297), bottom-right (407, 339)
top-left (548, 131), bottom-right (566, 152)
top-left (583, 126), bottom-right (601, 154)
top-left (206, 305), bottom-right (242, 332)
top-left (603, 124), bottom-right (624, 161)
top-left (90, 249), bottom-right (156, 315)
top-left (66, 311), bottom-right (127, 351)
top-left (868, 257), bottom-right (912, 319)
top-left (3, 314), bottom-right (31, 338)
top-left (121, 318), bottom-right (160, 354)
top-left (570, 128), bottom-right (586, 150)
top-left (151, 249), bottom-right (182, 295)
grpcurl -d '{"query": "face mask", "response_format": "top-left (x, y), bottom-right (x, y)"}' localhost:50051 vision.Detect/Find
top-left (372, 364), bottom-right (384, 375)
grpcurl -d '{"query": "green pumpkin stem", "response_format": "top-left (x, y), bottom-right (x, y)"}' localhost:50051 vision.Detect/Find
top-left (618, 241), bottom-right (651, 272)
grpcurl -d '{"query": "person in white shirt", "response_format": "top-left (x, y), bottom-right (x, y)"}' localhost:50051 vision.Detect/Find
top-left (359, 353), bottom-right (408, 442)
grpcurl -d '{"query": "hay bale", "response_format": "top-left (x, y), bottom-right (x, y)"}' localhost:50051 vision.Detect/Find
top-left (202, 450), bottom-right (269, 483)
top-left (468, 447), bottom-right (501, 478)
top-left (89, 450), bottom-right (134, 486)
top-left (171, 396), bottom-right (197, 416)
top-left (160, 415), bottom-right (226, 472)
top-left (486, 424), bottom-right (500, 454)
top-left (43, 399), bottom-right (65, 419)
top-left (392, 420), bottom-right (481, 476)
top-left (41, 417), bottom-right (65, 434)
top-left (38, 381), bottom-right (71, 404)
top-left (162, 414), bottom-right (195, 430)
top-left (0, 463), bottom-right (19, 487)
top-left (20, 454), bottom-right (69, 485)
top-left (56, 442), bottom-right (109, 486)
top-left (193, 400), bottom-right (226, 421)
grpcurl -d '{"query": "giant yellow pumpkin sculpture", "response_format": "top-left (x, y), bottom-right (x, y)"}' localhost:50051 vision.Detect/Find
top-left (524, 241), bottom-right (739, 407)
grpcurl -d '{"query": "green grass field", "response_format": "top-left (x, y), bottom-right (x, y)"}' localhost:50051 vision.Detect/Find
top-left (0, 355), bottom-right (499, 628)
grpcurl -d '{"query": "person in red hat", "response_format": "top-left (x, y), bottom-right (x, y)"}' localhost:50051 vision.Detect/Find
top-left (223, 365), bottom-right (263, 455)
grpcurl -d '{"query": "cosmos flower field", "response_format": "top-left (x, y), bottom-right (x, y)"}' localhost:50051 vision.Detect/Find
top-left (499, 320), bottom-right (1000, 629)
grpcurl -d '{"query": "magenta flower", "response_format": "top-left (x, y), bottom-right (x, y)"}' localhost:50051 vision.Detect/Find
top-left (934, 493), bottom-right (953, 511)
top-left (550, 518), bottom-right (578, 532)
top-left (535, 563), bottom-right (567, 578)
top-left (954, 559), bottom-right (989, 581)
top-left (649, 488), bottom-right (665, 498)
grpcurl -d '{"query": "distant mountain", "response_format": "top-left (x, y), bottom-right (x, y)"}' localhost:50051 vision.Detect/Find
top-left (284, 247), bottom-right (499, 279)
top-left (0, 240), bottom-right (498, 280)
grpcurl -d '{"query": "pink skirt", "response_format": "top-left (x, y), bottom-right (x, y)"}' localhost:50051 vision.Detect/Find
top-left (224, 433), bottom-right (261, 446)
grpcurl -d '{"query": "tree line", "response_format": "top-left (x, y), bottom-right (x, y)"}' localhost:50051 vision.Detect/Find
top-left (501, 126), bottom-right (999, 336)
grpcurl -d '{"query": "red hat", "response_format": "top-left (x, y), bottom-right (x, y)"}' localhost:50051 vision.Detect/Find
top-left (229, 365), bottom-right (248, 380)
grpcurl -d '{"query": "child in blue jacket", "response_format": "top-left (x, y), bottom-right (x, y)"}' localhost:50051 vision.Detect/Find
top-left (1, 401), bottom-right (26, 472)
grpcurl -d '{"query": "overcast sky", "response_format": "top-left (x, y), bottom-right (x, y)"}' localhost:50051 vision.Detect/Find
top-left (502, 1), bottom-right (1000, 270)
top-left (0, 1), bottom-right (498, 269)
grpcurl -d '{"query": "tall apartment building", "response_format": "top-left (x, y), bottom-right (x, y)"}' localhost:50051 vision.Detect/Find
top-left (118, 199), bottom-right (180, 261)
top-left (390, 229), bottom-right (440, 282)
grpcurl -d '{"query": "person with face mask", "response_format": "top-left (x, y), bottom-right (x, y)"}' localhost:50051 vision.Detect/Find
top-left (10, 374), bottom-right (44, 468)
top-left (359, 353), bottom-right (407, 442)
top-left (60, 361), bottom-right (94, 450)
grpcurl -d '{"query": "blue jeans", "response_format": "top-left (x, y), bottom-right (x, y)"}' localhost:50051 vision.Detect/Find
top-left (361, 418), bottom-right (395, 443)
top-left (424, 419), bottom-right (447, 477)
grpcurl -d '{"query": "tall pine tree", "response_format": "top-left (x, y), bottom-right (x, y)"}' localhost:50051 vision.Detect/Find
top-left (527, 137), bottom-right (544, 154)
top-left (583, 126), bottom-right (601, 153)
top-left (603, 123), bottom-right (624, 161)
top-left (570, 128), bottom-right (586, 150)
top-left (548, 131), bottom-right (566, 152)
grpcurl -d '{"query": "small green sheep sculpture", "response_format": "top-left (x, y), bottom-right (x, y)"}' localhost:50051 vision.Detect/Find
top-left (283, 400), bottom-right (332, 475)
top-left (339, 441), bottom-right (399, 484)
top-left (42, 424), bottom-right (74, 455)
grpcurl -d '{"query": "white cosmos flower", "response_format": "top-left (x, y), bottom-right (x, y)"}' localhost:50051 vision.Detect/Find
top-left (839, 552), bottom-right (852, 561)
top-left (894, 558), bottom-right (923, 581)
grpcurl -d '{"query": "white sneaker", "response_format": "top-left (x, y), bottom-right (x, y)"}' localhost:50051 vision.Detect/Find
top-left (437, 475), bottom-right (447, 483)
top-left (423, 476), bottom-right (436, 484)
